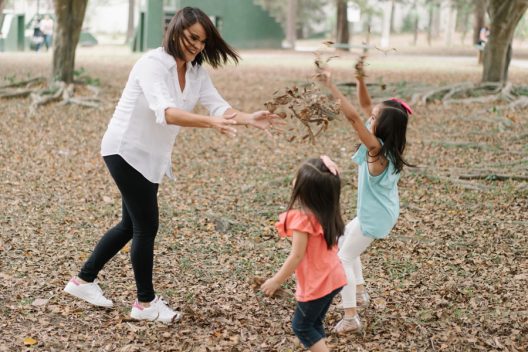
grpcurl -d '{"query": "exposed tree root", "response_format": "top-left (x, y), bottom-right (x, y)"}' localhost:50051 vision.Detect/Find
top-left (458, 174), bottom-right (528, 181)
top-left (411, 81), bottom-right (527, 108)
top-left (1, 76), bottom-right (102, 115)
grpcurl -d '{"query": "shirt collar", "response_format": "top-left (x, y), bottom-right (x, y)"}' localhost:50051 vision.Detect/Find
top-left (152, 47), bottom-right (198, 73)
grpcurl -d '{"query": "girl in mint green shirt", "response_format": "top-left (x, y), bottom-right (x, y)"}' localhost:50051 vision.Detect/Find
top-left (317, 57), bottom-right (413, 334)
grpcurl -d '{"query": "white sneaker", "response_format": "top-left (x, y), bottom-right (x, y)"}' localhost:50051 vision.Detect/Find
top-left (130, 296), bottom-right (181, 324)
top-left (63, 277), bottom-right (113, 308)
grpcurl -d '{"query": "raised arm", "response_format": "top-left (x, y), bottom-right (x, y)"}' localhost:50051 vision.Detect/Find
top-left (355, 56), bottom-right (372, 117)
top-left (356, 76), bottom-right (373, 117)
top-left (316, 69), bottom-right (381, 154)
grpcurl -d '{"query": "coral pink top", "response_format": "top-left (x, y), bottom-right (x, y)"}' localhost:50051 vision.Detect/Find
top-left (276, 210), bottom-right (347, 302)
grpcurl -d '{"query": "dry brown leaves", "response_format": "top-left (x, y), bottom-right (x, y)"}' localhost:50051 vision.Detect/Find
top-left (264, 83), bottom-right (340, 144)
top-left (0, 51), bottom-right (527, 351)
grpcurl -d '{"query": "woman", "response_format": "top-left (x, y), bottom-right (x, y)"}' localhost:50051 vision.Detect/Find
top-left (64, 7), bottom-right (279, 323)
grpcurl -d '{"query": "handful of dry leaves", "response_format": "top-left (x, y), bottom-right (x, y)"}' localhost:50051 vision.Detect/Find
top-left (263, 48), bottom-right (340, 144)
top-left (264, 83), bottom-right (340, 145)
top-left (355, 55), bottom-right (367, 79)
top-left (250, 277), bottom-right (289, 299)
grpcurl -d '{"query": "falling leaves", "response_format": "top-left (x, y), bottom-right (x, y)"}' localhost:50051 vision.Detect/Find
top-left (264, 83), bottom-right (340, 144)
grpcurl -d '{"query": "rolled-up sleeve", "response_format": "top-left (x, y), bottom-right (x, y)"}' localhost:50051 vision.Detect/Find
top-left (135, 57), bottom-right (178, 125)
top-left (198, 69), bottom-right (231, 117)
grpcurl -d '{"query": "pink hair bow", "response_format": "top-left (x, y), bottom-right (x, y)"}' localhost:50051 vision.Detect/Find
top-left (320, 155), bottom-right (340, 176)
top-left (390, 98), bottom-right (413, 115)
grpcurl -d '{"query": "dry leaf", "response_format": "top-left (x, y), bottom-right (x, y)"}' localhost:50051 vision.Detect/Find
top-left (31, 298), bottom-right (49, 307)
top-left (23, 337), bottom-right (37, 346)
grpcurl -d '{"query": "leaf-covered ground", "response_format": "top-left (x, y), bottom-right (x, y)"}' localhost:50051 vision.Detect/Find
top-left (1, 49), bottom-right (527, 351)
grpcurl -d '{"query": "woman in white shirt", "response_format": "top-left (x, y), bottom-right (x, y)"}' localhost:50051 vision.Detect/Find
top-left (64, 7), bottom-right (279, 323)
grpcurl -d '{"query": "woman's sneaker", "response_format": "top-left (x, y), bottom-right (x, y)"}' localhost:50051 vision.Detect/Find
top-left (333, 314), bottom-right (363, 335)
top-left (130, 296), bottom-right (181, 324)
top-left (63, 277), bottom-right (113, 308)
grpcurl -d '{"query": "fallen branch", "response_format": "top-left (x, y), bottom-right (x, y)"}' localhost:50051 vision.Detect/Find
top-left (0, 89), bottom-right (34, 98)
top-left (458, 174), bottom-right (528, 182)
top-left (0, 77), bottom-right (46, 89)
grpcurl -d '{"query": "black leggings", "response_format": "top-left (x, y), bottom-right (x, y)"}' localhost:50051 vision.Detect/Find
top-left (79, 154), bottom-right (159, 302)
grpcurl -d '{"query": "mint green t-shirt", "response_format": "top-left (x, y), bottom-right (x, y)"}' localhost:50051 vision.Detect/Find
top-left (351, 144), bottom-right (400, 239)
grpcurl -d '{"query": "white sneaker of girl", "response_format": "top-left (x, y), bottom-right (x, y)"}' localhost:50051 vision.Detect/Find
top-left (63, 277), bottom-right (114, 308)
top-left (130, 296), bottom-right (181, 324)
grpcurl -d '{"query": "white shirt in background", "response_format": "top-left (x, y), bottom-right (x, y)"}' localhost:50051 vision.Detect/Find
top-left (101, 47), bottom-right (231, 183)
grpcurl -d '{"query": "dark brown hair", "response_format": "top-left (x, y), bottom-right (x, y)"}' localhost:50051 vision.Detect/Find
top-left (284, 158), bottom-right (344, 249)
top-left (371, 100), bottom-right (414, 174)
top-left (163, 7), bottom-right (240, 68)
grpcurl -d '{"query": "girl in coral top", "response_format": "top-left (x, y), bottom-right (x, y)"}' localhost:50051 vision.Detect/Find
top-left (261, 156), bottom-right (347, 352)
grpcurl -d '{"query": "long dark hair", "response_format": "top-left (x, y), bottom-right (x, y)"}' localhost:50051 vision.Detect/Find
top-left (371, 100), bottom-right (414, 173)
top-left (163, 7), bottom-right (240, 68)
top-left (285, 158), bottom-right (344, 249)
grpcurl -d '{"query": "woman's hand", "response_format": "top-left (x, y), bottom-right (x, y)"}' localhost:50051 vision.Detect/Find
top-left (261, 278), bottom-right (281, 297)
top-left (246, 110), bottom-right (283, 138)
top-left (210, 113), bottom-right (238, 138)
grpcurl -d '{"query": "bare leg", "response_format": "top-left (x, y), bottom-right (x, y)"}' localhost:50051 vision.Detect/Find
top-left (309, 339), bottom-right (329, 352)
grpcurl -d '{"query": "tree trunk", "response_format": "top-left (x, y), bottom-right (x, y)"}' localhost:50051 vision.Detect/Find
top-left (126, 0), bottom-right (135, 44)
top-left (0, 0), bottom-right (5, 15)
top-left (52, 0), bottom-right (89, 83)
top-left (413, 11), bottom-right (419, 45)
top-left (389, 0), bottom-right (396, 33)
top-left (381, 0), bottom-right (392, 48)
top-left (336, 0), bottom-right (349, 51)
top-left (286, 0), bottom-right (297, 49)
top-left (473, 0), bottom-right (487, 45)
top-left (427, 3), bottom-right (434, 46)
top-left (482, 0), bottom-right (528, 83)
top-left (445, 1), bottom-right (456, 47)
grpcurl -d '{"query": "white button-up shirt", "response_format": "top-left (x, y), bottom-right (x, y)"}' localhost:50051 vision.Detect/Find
top-left (101, 47), bottom-right (231, 183)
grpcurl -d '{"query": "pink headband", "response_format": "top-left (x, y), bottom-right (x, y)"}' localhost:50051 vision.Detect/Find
top-left (320, 155), bottom-right (339, 176)
top-left (390, 98), bottom-right (413, 115)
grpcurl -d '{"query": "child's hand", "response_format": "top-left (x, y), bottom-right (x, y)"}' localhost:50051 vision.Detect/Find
top-left (315, 68), bottom-right (332, 88)
top-left (355, 55), bottom-right (367, 79)
top-left (260, 278), bottom-right (281, 297)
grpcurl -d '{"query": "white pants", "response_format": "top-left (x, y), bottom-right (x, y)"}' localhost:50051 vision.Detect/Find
top-left (338, 217), bottom-right (374, 308)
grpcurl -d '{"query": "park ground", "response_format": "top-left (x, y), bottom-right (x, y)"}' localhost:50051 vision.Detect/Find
top-left (0, 45), bottom-right (527, 351)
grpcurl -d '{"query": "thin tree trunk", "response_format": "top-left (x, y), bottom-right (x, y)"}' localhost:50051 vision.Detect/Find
top-left (126, 0), bottom-right (135, 44)
top-left (445, 1), bottom-right (456, 47)
top-left (381, 0), bottom-right (392, 48)
top-left (52, 0), bottom-right (89, 83)
top-left (460, 9), bottom-right (470, 44)
top-left (413, 14), bottom-right (419, 45)
top-left (389, 0), bottom-right (396, 33)
top-left (427, 3), bottom-right (434, 46)
top-left (0, 0), bottom-right (5, 15)
top-left (286, 0), bottom-right (297, 49)
top-left (473, 0), bottom-right (487, 45)
top-left (336, 0), bottom-right (349, 51)
top-left (410, 0), bottom-right (419, 45)
top-left (482, 0), bottom-right (528, 83)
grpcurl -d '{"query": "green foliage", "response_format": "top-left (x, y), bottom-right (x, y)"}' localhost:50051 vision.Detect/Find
top-left (255, 0), bottom-right (329, 36)
top-left (515, 13), bottom-right (528, 40)
top-left (401, 9), bottom-right (418, 33)
top-left (73, 67), bottom-right (101, 86)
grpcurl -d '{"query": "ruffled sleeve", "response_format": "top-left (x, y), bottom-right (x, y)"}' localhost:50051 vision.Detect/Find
top-left (275, 210), bottom-right (322, 238)
top-left (351, 144), bottom-right (367, 165)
